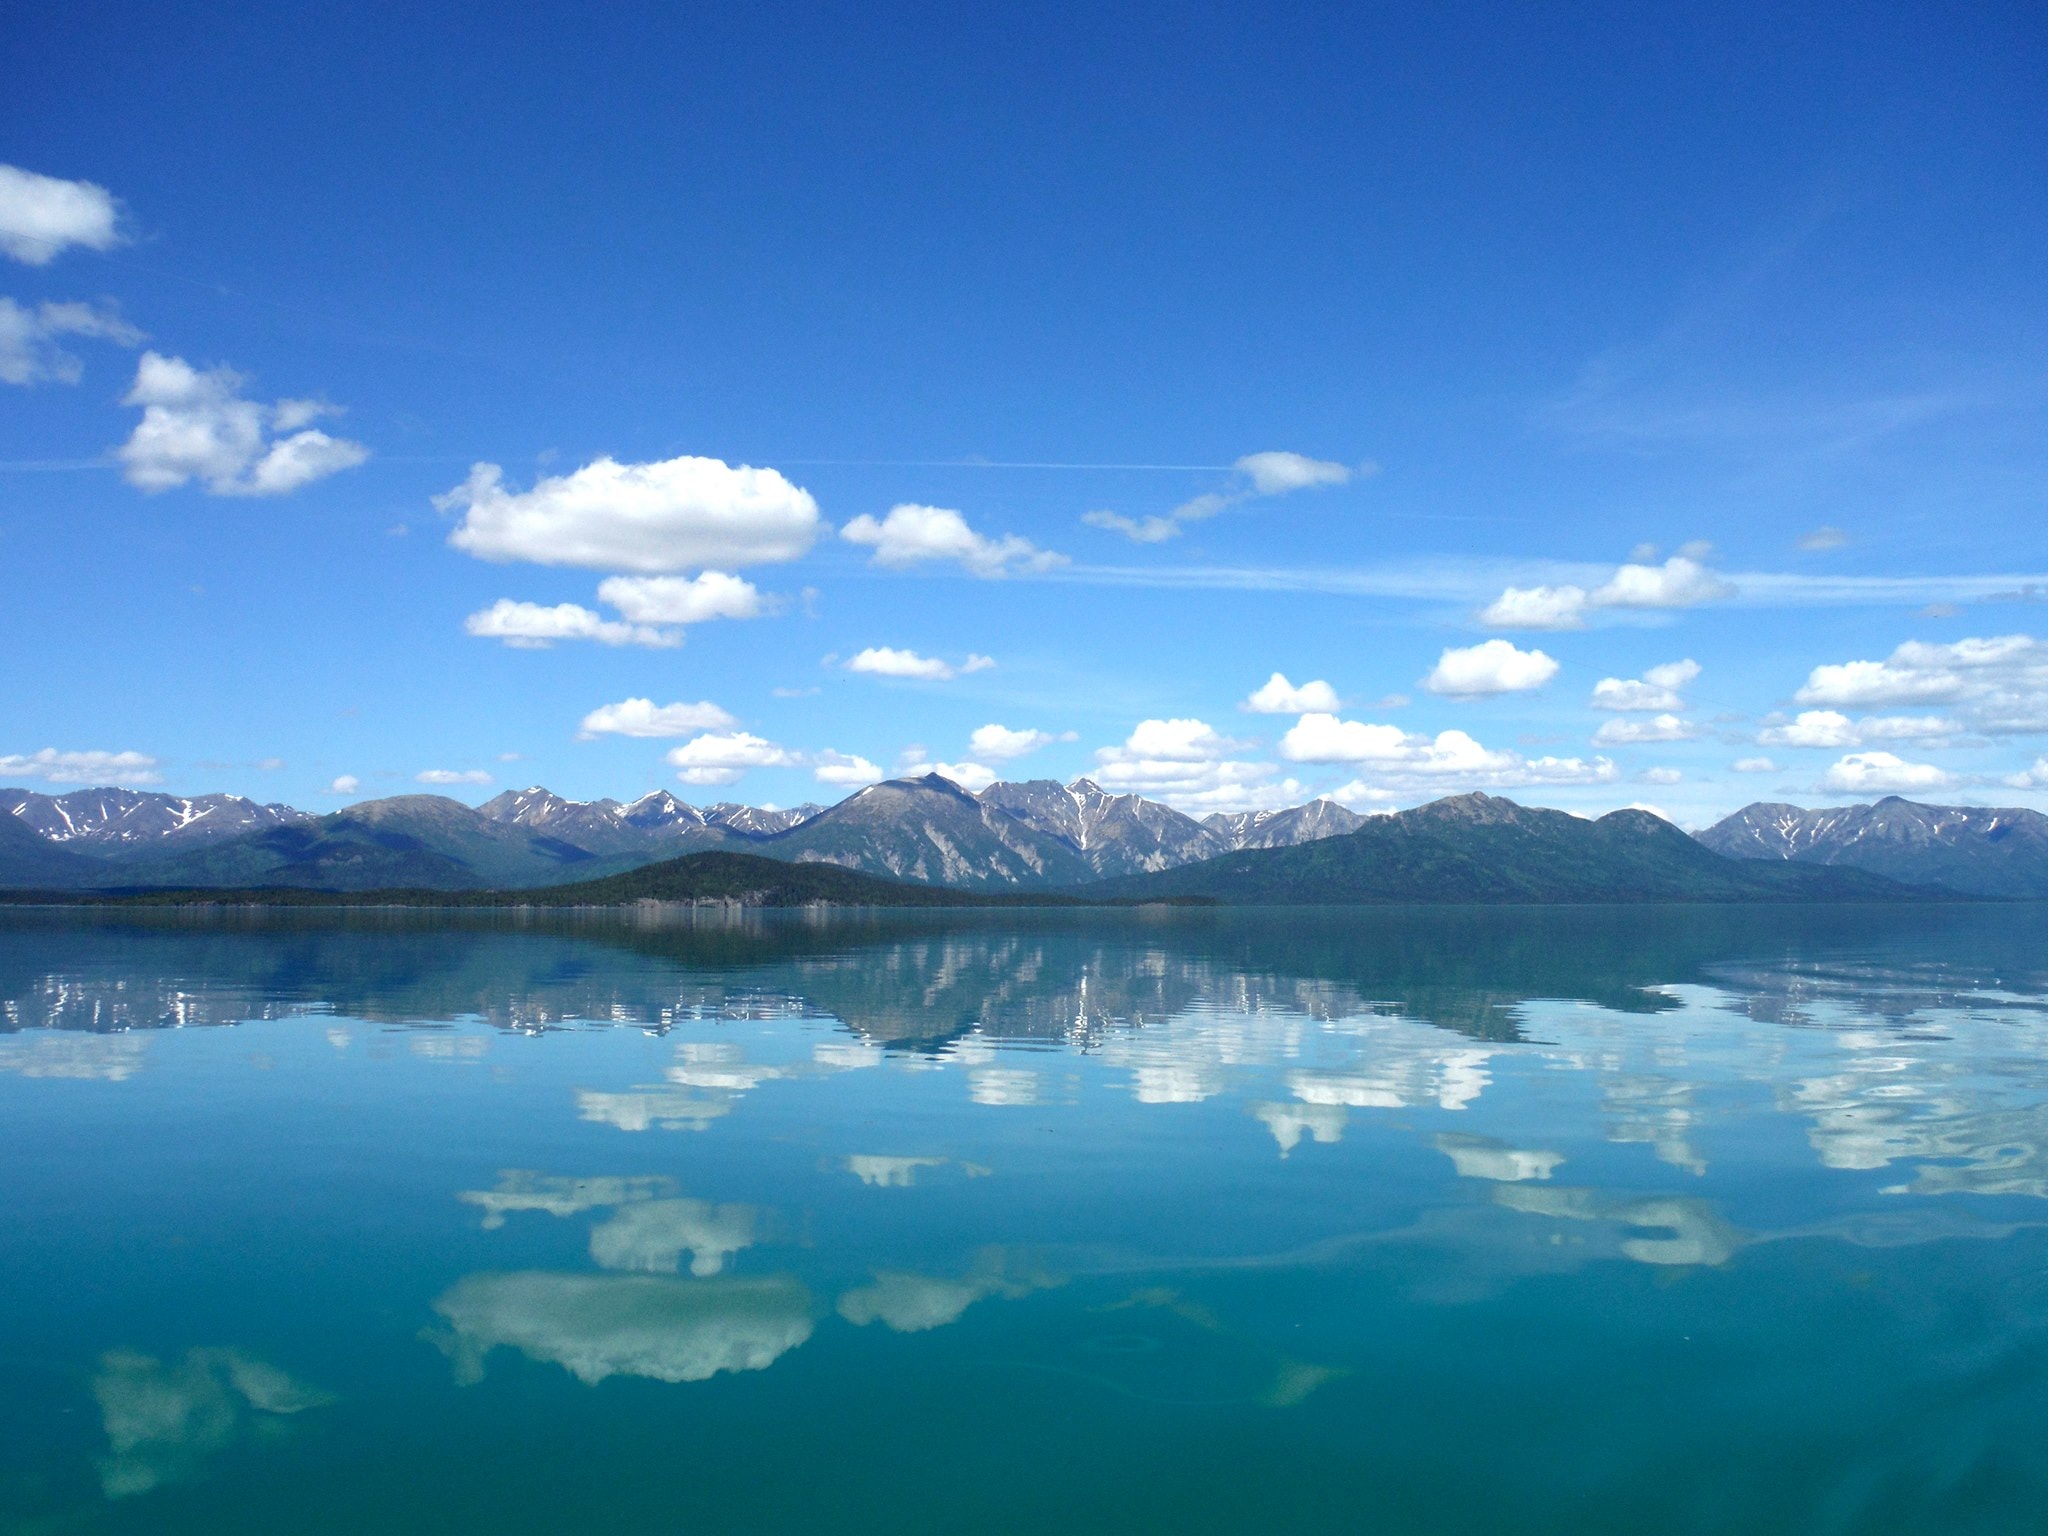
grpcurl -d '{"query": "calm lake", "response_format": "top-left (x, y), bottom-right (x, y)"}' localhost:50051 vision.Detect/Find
top-left (4, 903), bottom-right (2047, 1533)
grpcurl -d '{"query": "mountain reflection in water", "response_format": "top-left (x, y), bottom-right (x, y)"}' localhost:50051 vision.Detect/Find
top-left (3, 903), bottom-right (2048, 1534)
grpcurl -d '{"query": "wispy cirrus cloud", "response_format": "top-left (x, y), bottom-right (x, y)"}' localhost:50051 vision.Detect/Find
top-left (1084, 450), bottom-right (1368, 544)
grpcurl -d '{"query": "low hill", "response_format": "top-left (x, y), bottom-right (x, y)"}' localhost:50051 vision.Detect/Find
top-left (12, 851), bottom-right (1169, 909)
top-left (1093, 793), bottom-right (1940, 904)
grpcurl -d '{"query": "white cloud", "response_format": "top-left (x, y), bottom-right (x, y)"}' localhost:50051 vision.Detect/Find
top-left (1798, 526), bottom-right (1850, 551)
top-left (1236, 450), bottom-right (1354, 495)
top-left (464, 599), bottom-right (676, 649)
top-left (1090, 758), bottom-right (1305, 812)
top-left (327, 774), bottom-right (360, 795)
top-left (1591, 659), bottom-right (1699, 712)
top-left (1081, 510), bottom-right (1179, 542)
top-left (666, 732), bottom-right (797, 786)
top-left (1795, 635), bottom-right (2048, 730)
top-left (1099, 718), bottom-right (1245, 763)
top-left (2005, 756), bottom-right (2048, 789)
top-left (1758, 709), bottom-right (1960, 750)
top-left (813, 751), bottom-right (883, 787)
top-left (1643, 660), bottom-right (1701, 690)
top-left (900, 759), bottom-right (998, 792)
top-left (1821, 752), bottom-right (1957, 794)
top-left (1278, 715), bottom-right (1415, 764)
top-left (578, 698), bottom-right (737, 738)
top-left (844, 646), bottom-right (993, 681)
top-left (116, 352), bottom-right (367, 496)
top-left (1732, 757), bottom-right (1778, 774)
top-left (0, 748), bottom-right (159, 786)
top-left (1242, 672), bottom-right (1341, 714)
top-left (1477, 584), bottom-right (1590, 630)
top-left (440, 455), bottom-right (820, 572)
top-left (1423, 639), bottom-right (1559, 697)
top-left (595, 572), bottom-right (764, 624)
top-left (417, 769), bottom-right (492, 786)
top-left (0, 165), bottom-right (122, 264)
top-left (840, 503), bottom-right (1065, 577)
top-left (968, 724), bottom-right (1055, 761)
top-left (1478, 556), bottom-right (1734, 631)
top-left (0, 297), bottom-right (143, 385)
top-left (1591, 713), bottom-right (1699, 745)
top-left (1280, 714), bottom-right (1615, 792)
top-left (1638, 767), bottom-right (1684, 785)
top-left (1591, 555), bottom-right (1736, 609)
top-left (1088, 450), bottom-right (1361, 542)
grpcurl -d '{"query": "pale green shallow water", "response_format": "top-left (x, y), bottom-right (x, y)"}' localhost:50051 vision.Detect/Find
top-left (4, 904), bottom-right (2048, 1534)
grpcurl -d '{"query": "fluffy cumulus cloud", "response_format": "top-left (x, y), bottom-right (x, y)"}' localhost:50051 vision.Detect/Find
top-left (840, 504), bottom-right (1065, 577)
top-left (0, 164), bottom-right (123, 264)
top-left (595, 572), bottom-right (764, 624)
top-left (1423, 639), bottom-right (1559, 697)
top-left (577, 698), bottom-right (737, 739)
top-left (1086, 450), bottom-right (1362, 543)
top-left (1089, 717), bottom-right (1296, 810)
top-left (899, 759), bottom-right (998, 792)
top-left (0, 747), bottom-right (160, 786)
top-left (1592, 554), bottom-right (1735, 610)
top-left (417, 769), bottom-right (492, 786)
top-left (666, 732), bottom-right (797, 786)
top-left (1279, 714), bottom-right (1615, 792)
top-left (467, 572), bottom-right (765, 650)
top-left (813, 751), bottom-right (883, 787)
top-left (0, 297), bottom-right (143, 385)
top-left (2006, 757), bottom-right (2048, 790)
top-left (441, 455), bottom-right (820, 572)
top-left (1591, 713), bottom-right (1699, 745)
top-left (116, 352), bottom-right (368, 496)
top-left (1479, 554), bottom-right (1735, 630)
top-left (968, 723), bottom-right (1058, 761)
top-left (1590, 659), bottom-right (1699, 712)
top-left (1821, 752), bottom-right (1957, 794)
top-left (1758, 710), bottom-right (1960, 750)
top-left (464, 599), bottom-right (676, 649)
top-left (1242, 672), bottom-right (1341, 714)
top-left (1732, 757), bottom-right (1779, 774)
top-left (1476, 584), bottom-right (1590, 630)
top-left (1105, 718), bottom-right (1248, 762)
top-left (1795, 635), bottom-right (2048, 732)
top-left (844, 647), bottom-right (994, 681)
top-left (327, 774), bottom-right (360, 795)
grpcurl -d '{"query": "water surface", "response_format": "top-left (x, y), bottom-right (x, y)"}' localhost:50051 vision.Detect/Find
top-left (4, 904), bottom-right (2047, 1533)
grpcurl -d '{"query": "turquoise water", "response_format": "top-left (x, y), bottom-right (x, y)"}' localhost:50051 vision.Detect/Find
top-left (4, 904), bottom-right (2048, 1533)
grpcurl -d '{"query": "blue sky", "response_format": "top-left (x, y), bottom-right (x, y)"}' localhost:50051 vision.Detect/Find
top-left (3, 2), bottom-right (2045, 826)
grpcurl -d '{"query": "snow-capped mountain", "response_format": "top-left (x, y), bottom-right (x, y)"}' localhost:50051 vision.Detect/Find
top-left (0, 787), bottom-right (310, 854)
top-left (1204, 799), bottom-right (1367, 851)
top-left (476, 788), bottom-right (822, 853)
top-left (1696, 797), bottom-right (2048, 897)
top-left (772, 774), bottom-right (1097, 888)
top-left (980, 777), bottom-right (1223, 876)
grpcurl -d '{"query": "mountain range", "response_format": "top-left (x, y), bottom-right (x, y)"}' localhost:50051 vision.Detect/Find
top-left (1697, 796), bottom-right (2048, 898)
top-left (0, 775), bottom-right (1365, 893)
top-left (0, 778), bottom-right (2038, 901)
